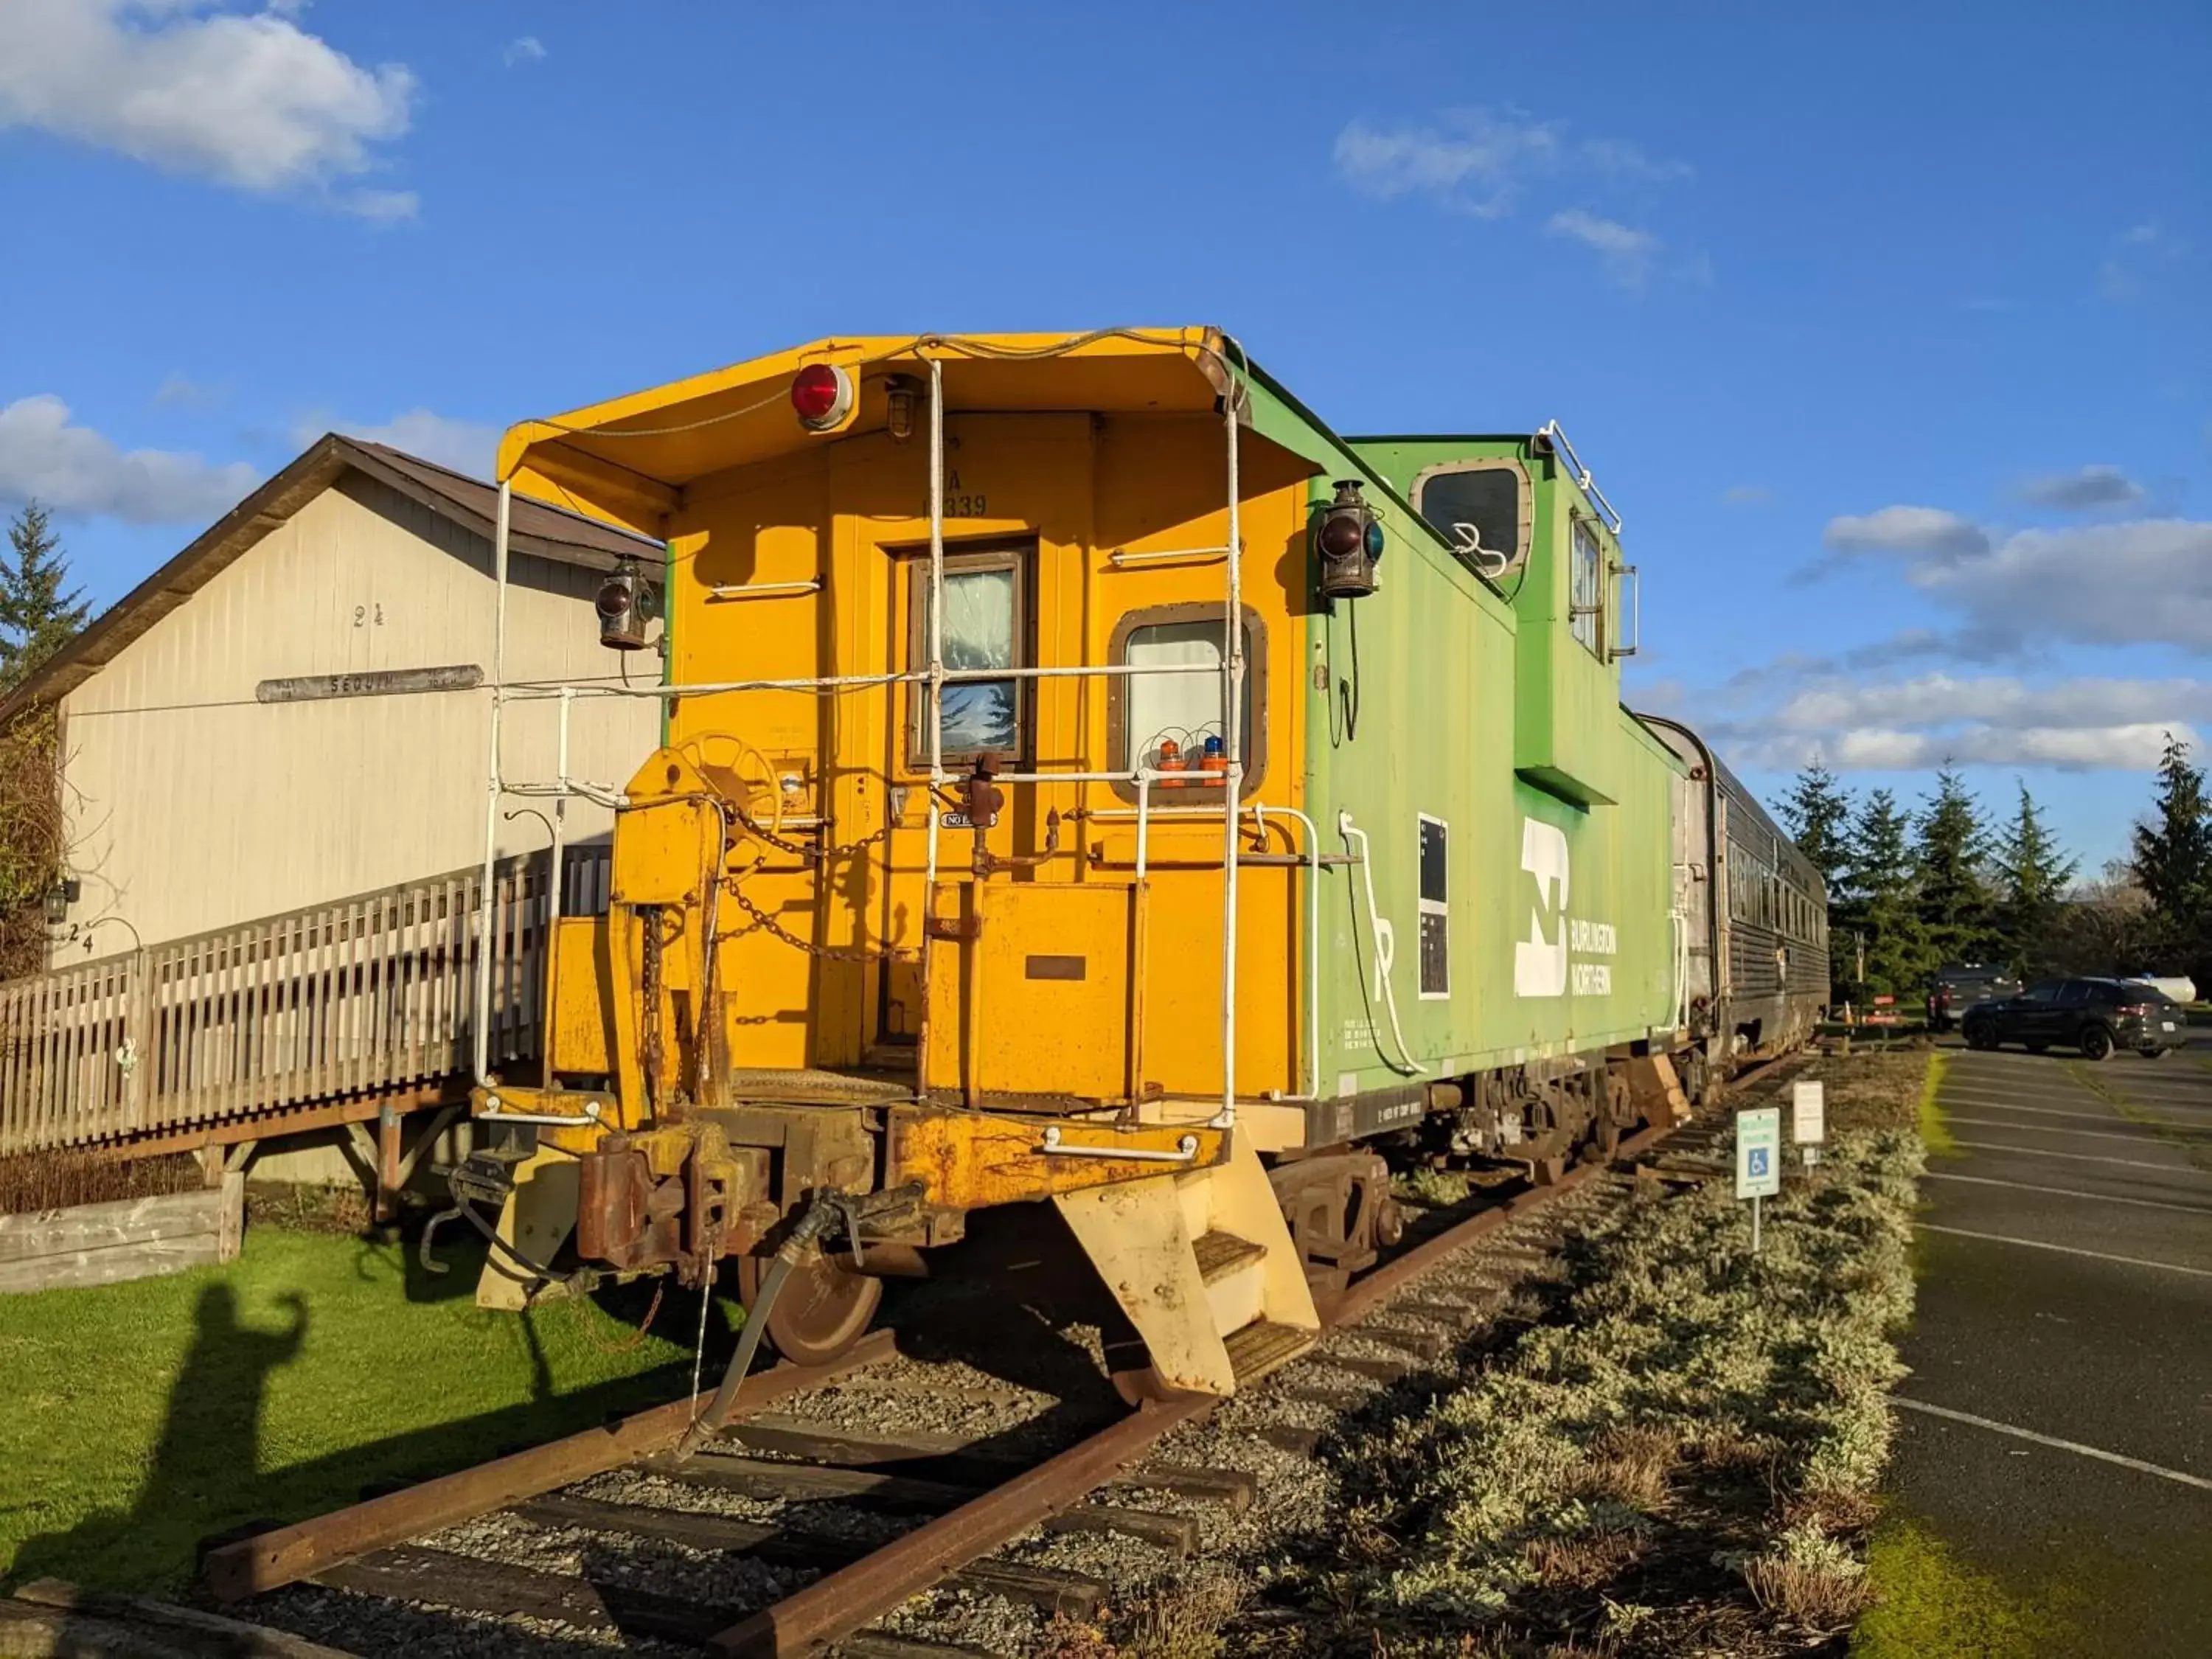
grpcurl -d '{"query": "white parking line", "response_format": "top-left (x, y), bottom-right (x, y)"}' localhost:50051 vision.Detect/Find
top-left (1938, 1098), bottom-right (2145, 1126)
top-left (1921, 1171), bottom-right (2212, 1213)
top-left (1942, 1086), bottom-right (2107, 1110)
top-left (1891, 1397), bottom-right (2212, 1492)
top-left (1946, 1115), bottom-right (2205, 1146)
top-left (1917, 1222), bottom-right (2212, 1276)
top-left (1951, 1138), bottom-right (2210, 1173)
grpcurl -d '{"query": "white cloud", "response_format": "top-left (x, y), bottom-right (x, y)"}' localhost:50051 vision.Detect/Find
top-left (1818, 723), bottom-right (2189, 773)
top-left (299, 408), bottom-right (501, 478)
top-left (1545, 209), bottom-right (1660, 286)
top-left (2018, 464), bottom-right (2146, 511)
top-left (1823, 504), bottom-right (1992, 562)
top-left (2099, 220), bottom-right (2174, 302)
top-left (1577, 136), bottom-right (1691, 183)
top-left (1686, 661), bottom-right (2208, 775)
top-left (1920, 518), bottom-right (2212, 652)
top-left (1722, 484), bottom-right (1770, 505)
top-left (503, 35), bottom-right (546, 67)
top-left (1332, 109), bottom-right (1561, 217)
top-left (0, 0), bottom-right (416, 215)
top-left (152, 373), bottom-right (220, 408)
top-left (0, 393), bottom-right (260, 524)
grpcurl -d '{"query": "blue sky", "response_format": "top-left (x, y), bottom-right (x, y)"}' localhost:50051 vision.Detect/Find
top-left (1, 0), bottom-right (2206, 871)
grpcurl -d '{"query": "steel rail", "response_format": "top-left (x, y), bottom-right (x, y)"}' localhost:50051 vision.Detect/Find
top-left (196, 1048), bottom-right (1806, 1646)
top-left (701, 1050), bottom-right (1806, 1657)
top-left (203, 1329), bottom-right (897, 1604)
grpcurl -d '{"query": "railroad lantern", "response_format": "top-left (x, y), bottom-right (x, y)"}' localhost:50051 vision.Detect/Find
top-left (1314, 479), bottom-right (1384, 600)
top-left (596, 556), bottom-right (657, 651)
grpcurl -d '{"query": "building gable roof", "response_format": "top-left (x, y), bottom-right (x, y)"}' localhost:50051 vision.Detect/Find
top-left (0, 434), bottom-right (660, 724)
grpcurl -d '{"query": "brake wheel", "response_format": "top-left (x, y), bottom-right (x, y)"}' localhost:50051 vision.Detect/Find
top-left (737, 1251), bottom-right (882, 1368)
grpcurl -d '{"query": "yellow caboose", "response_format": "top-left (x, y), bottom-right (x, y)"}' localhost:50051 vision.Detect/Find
top-left (465, 329), bottom-right (1335, 1397)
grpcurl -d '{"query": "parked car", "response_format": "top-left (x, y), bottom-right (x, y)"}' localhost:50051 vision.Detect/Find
top-left (1927, 963), bottom-right (2022, 1032)
top-left (1961, 977), bottom-right (2186, 1060)
top-left (2128, 971), bottom-right (2198, 1006)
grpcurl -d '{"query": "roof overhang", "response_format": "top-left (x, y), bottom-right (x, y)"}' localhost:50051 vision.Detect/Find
top-left (497, 327), bottom-right (1237, 539)
top-left (0, 434), bottom-right (656, 727)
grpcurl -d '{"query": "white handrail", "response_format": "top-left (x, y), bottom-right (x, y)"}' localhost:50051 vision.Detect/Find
top-left (1256, 804), bottom-right (1323, 1104)
top-left (472, 480), bottom-right (512, 1088)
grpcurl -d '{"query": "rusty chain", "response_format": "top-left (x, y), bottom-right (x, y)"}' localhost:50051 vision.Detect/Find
top-left (726, 882), bottom-right (888, 963)
top-left (734, 810), bottom-right (897, 866)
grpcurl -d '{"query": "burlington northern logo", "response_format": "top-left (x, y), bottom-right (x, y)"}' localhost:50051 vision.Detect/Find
top-left (1514, 818), bottom-right (1618, 998)
top-left (1514, 819), bottom-right (1570, 998)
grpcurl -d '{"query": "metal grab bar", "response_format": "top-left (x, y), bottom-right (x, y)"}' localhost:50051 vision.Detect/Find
top-left (1039, 1126), bottom-right (1200, 1163)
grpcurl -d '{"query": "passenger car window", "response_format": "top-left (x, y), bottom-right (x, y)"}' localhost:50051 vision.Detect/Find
top-left (2020, 981), bottom-right (2063, 1004)
top-left (2056, 981), bottom-right (2091, 1008)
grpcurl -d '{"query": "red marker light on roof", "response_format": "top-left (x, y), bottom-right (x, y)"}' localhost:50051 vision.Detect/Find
top-left (792, 363), bottom-right (855, 431)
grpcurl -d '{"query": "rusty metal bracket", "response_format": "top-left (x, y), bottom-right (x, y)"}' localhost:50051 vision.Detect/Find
top-left (925, 912), bottom-right (981, 942)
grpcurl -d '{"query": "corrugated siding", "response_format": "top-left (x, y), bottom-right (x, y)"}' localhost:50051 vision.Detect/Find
top-left (57, 476), bottom-right (656, 950)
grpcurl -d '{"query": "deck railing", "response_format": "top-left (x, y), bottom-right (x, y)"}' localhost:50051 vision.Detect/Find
top-left (0, 847), bottom-right (612, 1157)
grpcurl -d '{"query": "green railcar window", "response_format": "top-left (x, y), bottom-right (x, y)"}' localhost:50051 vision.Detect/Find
top-left (1569, 515), bottom-right (1604, 655)
top-left (1412, 462), bottom-right (1528, 577)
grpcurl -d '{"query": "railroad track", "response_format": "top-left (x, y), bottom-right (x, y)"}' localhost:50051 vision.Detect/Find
top-left (0, 1054), bottom-right (1802, 1659)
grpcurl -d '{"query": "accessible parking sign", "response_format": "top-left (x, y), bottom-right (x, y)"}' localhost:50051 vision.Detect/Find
top-left (1736, 1106), bottom-right (1782, 1200)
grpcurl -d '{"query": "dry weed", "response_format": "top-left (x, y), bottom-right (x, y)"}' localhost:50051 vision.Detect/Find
top-left (1114, 1570), bottom-right (1246, 1659)
top-left (1571, 1426), bottom-right (1678, 1511)
top-left (0, 1148), bottom-right (200, 1216)
top-left (1741, 1555), bottom-right (1873, 1625)
top-left (1524, 1528), bottom-right (1644, 1589)
top-left (1781, 1486), bottom-right (1881, 1535)
top-left (247, 1180), bottom-right (372, 1235)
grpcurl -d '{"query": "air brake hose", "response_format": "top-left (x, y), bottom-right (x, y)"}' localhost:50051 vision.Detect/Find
top-left (673, 1180), bottom-right (927, 1459)
top-left (673, 1194), bottom-right (844, 1458)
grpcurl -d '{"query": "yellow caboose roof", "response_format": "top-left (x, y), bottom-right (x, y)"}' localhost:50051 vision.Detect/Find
top-left (498, 327), bottom-right (1234, 539)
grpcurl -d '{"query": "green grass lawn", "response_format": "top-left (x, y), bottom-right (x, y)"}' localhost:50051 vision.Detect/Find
top-left (0, 1225), bottom-right (740, 1596)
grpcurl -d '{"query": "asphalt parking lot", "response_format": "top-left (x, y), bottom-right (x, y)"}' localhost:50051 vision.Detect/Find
top-left (1882, 1023), bottom-right (2212, 1655)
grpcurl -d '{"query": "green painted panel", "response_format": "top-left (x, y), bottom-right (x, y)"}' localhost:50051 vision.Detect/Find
top-left (1233, 369), bottom-right (1687, 1103)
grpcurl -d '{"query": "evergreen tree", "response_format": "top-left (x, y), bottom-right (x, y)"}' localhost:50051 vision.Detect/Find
top-left (1778, 760), bottom-right (1856, 993)
top-left (1914, 768), bottom-right (1993, 968)
top-left (2132, 732), bottom-right (2212, 975)
top-left (0, 502), bottom-right (89, 693)
top-left (1778, 761), bottom-right (1854, 891)
top-left (1846, 787), bottom-right (1925, 1000)
top-left (1993, 782), bottom-right (2077, 976)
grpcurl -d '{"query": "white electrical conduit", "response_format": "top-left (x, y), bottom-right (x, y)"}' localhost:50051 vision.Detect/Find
top-left (1338, 812), bottom-right (1426, 1078)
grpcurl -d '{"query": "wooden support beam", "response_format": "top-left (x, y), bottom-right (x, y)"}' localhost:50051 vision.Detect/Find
top-left (374, 1105), bottom-right (402, 1222)
top-left (389, 1103), bottom-right (462, 1194)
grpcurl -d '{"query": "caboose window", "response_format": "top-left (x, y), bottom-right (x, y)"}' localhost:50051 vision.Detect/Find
top-left (1411, 459), bottom-right (1529, 577)
top-left (1568, 515), bottom-right (1604, 655)
top-left (908, 546), bottom-right (1029, 765)
top-left (1107, 603), bottom-right (1266, 801)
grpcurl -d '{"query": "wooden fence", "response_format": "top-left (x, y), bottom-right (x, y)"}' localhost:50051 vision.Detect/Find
top-left (0, 847), bottom-right (612, 1158)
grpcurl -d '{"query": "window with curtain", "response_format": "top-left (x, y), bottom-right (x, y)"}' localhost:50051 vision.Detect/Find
top-left (910, 549), bottom-right (1026, 764)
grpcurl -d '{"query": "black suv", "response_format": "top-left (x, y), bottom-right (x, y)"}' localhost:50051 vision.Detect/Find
top-left (1927, 963), bottom-right (2022, 1032)
top-left (1961, 978), bottom-right (2185, 1060)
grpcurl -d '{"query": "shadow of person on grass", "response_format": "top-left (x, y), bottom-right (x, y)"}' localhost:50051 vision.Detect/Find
top-left (6, 1281), bottom-right (306, 1650)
